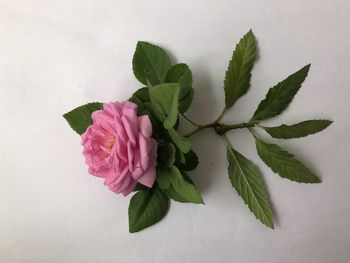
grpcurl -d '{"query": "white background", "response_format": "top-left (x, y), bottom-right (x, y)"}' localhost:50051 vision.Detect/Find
top-left (1, 1), bottom-right (349, 262)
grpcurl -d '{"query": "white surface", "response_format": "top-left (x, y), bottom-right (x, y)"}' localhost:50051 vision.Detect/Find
top-left (0, 1), bottom-right (349, 262)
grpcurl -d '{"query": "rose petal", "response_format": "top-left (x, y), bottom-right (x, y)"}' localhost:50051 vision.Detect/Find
top-left (127, 141), bottom-right (134, 172)
top-left (105, 165), bottom-right (128, 186)
top-left (92, 110), bottom-right (116, 136)
top-left (115, 135), bottom-right (127, 163)
top-left (138, 115), bottom-right (152, 138)
top-left (131, 148), bottom-right (143, 179)
top-left (137, 139), bottom-right (157, 188)
top-left (114, 173), bottom-right (131, 194)
top-left (138, 133), bottom-right (150, 170)
top-left (121, 180), bottom-right (137, 196)
top-left (137, 165), bottom-right (156, 188)
top-left (122, 102), bottom-right (139, 133)
top-left (115, 118), bottom-right (127, 142)
top-left (103, 102), bottom-right (117, 115)
top-left (122, 115), bottom-right (136, 145)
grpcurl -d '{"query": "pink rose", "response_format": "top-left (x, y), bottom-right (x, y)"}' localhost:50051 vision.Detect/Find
top-left (81, 101), bottom-right (158, 196)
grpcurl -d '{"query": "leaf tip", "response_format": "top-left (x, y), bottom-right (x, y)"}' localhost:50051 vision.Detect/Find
top-left (326, 119), bottom-right (334, 125)
top-left (128, 225), bottom-right (138, 233)
top-left (247, 28), bottom-right (254, 35)
top-left (136, 40), bottom-right (146, 46)
top-left (304, 63), bottom-right (311, 71)
top-left (62, 112), bottom-right (68, 120)
top-left (313, 176), bottom-right (322, 184)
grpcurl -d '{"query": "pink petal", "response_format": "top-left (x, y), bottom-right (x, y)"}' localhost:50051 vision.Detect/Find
top-left (115, 136), bottom-right (127, 163)
top-left (115, 118), bottom-right (127, 142)
top-left (131, 148), bottom-right (144, 179)
top-left (127, 141), bottom-right (134, 172)
top-left (105, 165), bottom-right (128, 186)
top-left (122, 102), bottom-right (139, 132)
top-left (138, 115), bottom-right (152, 138)
top-left (81, 126), bottom-right (92, 145)
top-left (122, 116), bottom-right (136, 145)
top-left (114, 174), bottom-right (131, 194)
top-left (92, 111), bottom-right (116, 136)
top-left (137, 165), bottom-right (156, 188)
top-left (138, 133), bottom-right (150, 170)
top-left (103, 103), bottom-right (120, 117)
top-left (121, 180), bottom-right (137, 196)
top-left (137, 139), bottom-right (157, 188)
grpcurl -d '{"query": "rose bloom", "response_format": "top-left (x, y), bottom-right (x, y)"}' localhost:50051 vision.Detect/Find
top-left (81, 101), bottom-right (157, 196)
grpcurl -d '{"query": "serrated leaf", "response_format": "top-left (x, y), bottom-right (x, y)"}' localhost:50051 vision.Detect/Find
top-left (170, 166), bottom-right (204, 204)
top-left (130, 87), bottom-right (150, 102)
top-left (129, 87), bottom-right (150, 114)
top-left (224, 30), bottom-right (257, 109)
top-left (63, 102), bottom-right (103, 135)
top-left (141, 102), bottom-right (166, 139)
top-left (128, 187), bottom-right (169, 233)
top-left (149, 83), bottom-right (180, 129)
top-left (156, 166), bottom-right (172, 190)
top-left (263, 119), bottom-right (332, 139)
top-left (251, 64), bottom-right (310, 121)
top-left (176, 150), bottom-right (199, 171)
top-left (255, 138), bottom-right (320, 183)
top-left (168, 128), bottom-right (191, 153)
top-left (165, 63), bottom-right (192, 99)
top-left (132, 41), bottom-right (172, 85)
top-left (164, 186), bottom-right (188, 203)
top-left (164, 172), bottom-right (195, 203)
top-left (158, 143), bottom-right (176, 167)
top-left (133, 183), bottom-right (148, 192)
top-left (174, 145), bottom-right (186, 164)
top-left (179, 88), bottom-right (194, 113)
top-left (227, 146), bottom-right (274, 228)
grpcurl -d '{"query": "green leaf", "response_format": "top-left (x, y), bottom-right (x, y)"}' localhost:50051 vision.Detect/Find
top-left (226, 146), bottom-right (274, 228)
top-left (158, 143), bottom-right (176, 167)
top-left (255, 138), bottom-right (321, 183)
top-left (141, 102), bottom-right (166, 139)
top-left (168, 128), bottom-right (192, 153)
top-left (156, 166), bottom-right (172, 190)
top-left (170, 166), bottom-right (204, 204)
top-left (130, 87), bottom-right (150, 102)
top-left (179, 88), bottom-right (194, 113)
top-left (263, 120), bottom-right (333, 139)
top-left (165, 63), bottom-right (192, 99)
top-left (164, 186), bottom-right (188, 203)
top-left (251, 64), bottom-right (310, 121)
top-left (176, 150), bottom-right (199, 171)
top-left (175, 146), bottom-right (186, 164)
top-left (63, 102), bottom-right (103, 135)
top-left (132, 41), bottom-right (172, 86)
top-left (149, 83), bottom-right (180, 129)
top-left (128, 187), bottom-right (169, 233)
top-left (133, 183), bottom-right (148, 192)
top-left (129, 87), bottom-right (150, 114)
top-left (164, 172), bottom-right (195, 203)
top-left (224, 30), bottom-right (257, 109)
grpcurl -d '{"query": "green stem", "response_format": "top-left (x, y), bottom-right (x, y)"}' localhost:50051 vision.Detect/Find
top-left (247, 127), bottom-right (258, 138)
top-left (255, 123), bottom-right (265, 129)
top-left (215, 122), bottom-right (256, 135)
top-left (184, 123), bottom-right (215, 137)
top-left (181, 106), bottom-right (258, 138)
top-left (180, 113), bottom-right (201, 127)
top-left (214, 108), bottom-right (226, 123)
top-left (221, 133), bottom-right (232, 148)
top-left (184, 122), bottom-right (256, 137)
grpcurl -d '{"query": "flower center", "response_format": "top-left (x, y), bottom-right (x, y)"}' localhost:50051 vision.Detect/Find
top-left (105, 135), bottom-right (116, 150)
